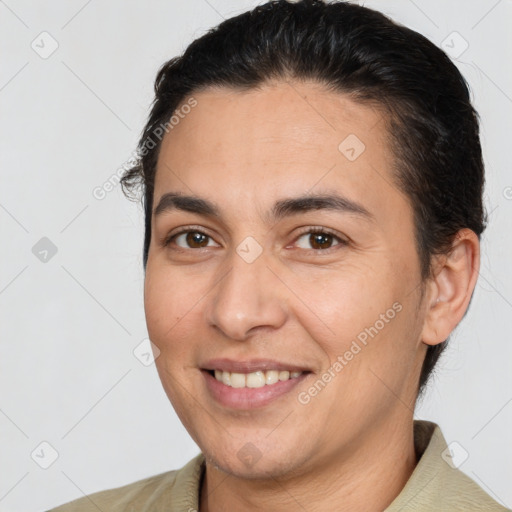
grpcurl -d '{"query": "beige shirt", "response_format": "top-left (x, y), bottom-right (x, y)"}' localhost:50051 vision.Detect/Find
top-left (48, 420), bottom-right (510, 511)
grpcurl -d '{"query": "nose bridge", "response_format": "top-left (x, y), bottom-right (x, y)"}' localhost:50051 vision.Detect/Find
top-left (206, 245), bottom-right (287, 340)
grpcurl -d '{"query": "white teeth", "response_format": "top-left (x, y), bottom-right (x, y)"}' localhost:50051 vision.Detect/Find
top-left (221, 371), bottom-right (231, 386)
top-left (265, 370), bottom-right (279, 385)
top-left (230, 372), bottom-right (246, 388)
top-left (212, 369), bottom-right (304, 387)
top-left (279, 370), bottom-right (290, 381)
top-left (246, 371), bottom-right (265, 388)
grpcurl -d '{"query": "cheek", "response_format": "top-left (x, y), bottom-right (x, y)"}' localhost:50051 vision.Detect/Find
top-left (144, 263), bottom-right (204, 356)
top-left (289, 262), bottom-right (402, 354)
top-left (144, 265), bottom-right (206, 415)
top-left (289, 260), bottom-right (421, 415)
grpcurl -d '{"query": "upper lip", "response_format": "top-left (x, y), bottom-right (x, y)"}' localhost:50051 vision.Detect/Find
top-left (201, 358), bottom-right (312, 373)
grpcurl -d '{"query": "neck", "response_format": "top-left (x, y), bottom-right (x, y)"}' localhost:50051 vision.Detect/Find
top-left (199, 416), bottom-right (418, 512)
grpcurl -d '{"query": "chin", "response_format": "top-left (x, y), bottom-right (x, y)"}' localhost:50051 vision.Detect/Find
top-left (207, 452), bottom-right (298, 480)
top-left (200, 434), bottom-right (311, 481)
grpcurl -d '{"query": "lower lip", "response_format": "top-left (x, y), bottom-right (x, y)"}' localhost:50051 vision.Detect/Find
top-left (202, 370), bottom-right (309, 409)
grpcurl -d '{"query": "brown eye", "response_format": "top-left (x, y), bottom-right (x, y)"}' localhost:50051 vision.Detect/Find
top-left (186, 232), bottom-right (209, 248)
top-left (295, 230), bottom-right (345, 251)
top-left (309, 232), bottom-right (334, 249)
top-left (170, 230), bottom-right (216, 249)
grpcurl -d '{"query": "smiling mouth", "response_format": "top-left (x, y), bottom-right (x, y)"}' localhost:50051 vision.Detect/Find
top-left (207, 369), bottom-right (307, 388)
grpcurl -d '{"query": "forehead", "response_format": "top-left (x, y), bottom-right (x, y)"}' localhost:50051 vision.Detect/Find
top-left (154, 81), bottom-right (406, 226)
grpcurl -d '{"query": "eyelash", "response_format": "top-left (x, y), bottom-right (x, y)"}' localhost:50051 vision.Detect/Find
top-left (162, 225), bottom-right (348, 253)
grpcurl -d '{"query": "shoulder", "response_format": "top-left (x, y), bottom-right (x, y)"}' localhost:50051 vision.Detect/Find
top-left (386, 420), bottom-right (510, 511)
top-left (443, 466), bottom-right (510, 511)
top-left (46, 453), bottom-right (204, 512)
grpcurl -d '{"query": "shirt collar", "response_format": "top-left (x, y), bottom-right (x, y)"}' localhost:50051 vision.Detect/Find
top-left (167, 420), bottom-right (497, 511)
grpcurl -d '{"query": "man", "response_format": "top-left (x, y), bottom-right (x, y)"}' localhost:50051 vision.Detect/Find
top-left (49, 0), bottom-right (510, 510)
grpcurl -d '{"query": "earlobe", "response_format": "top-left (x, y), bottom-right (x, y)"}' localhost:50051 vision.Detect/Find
top-left (421, 229), bottom-right (480, 346)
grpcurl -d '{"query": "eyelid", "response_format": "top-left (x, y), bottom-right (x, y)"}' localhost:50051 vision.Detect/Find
top-left (161, 225), bottom-right (349, 251)
top-left (162, 225), bottom-right (219, 248)
top-left (290, 226), bottom-right (349, 251)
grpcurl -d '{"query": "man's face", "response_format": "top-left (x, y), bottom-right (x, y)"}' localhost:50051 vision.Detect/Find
top-left (145, 81), bottom-right (428, 478)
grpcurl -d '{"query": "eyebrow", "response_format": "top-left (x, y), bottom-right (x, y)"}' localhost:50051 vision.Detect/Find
top-left (153, 191), bottom-right (374, 223)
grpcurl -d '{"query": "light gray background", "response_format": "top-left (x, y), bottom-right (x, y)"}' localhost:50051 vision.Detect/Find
top-left (1, 1), bottom-right (511, 510)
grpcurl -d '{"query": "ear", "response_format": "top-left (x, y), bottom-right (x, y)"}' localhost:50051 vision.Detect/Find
top-left (421, 228), bottom-right (480, 346)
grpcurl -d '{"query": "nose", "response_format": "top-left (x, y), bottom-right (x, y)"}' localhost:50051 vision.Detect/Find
top-left (205, 248), bottom-right (288, 341)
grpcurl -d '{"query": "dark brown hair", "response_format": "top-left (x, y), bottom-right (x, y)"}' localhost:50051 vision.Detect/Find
top-left (121, 0), bottom-right (486, 398)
